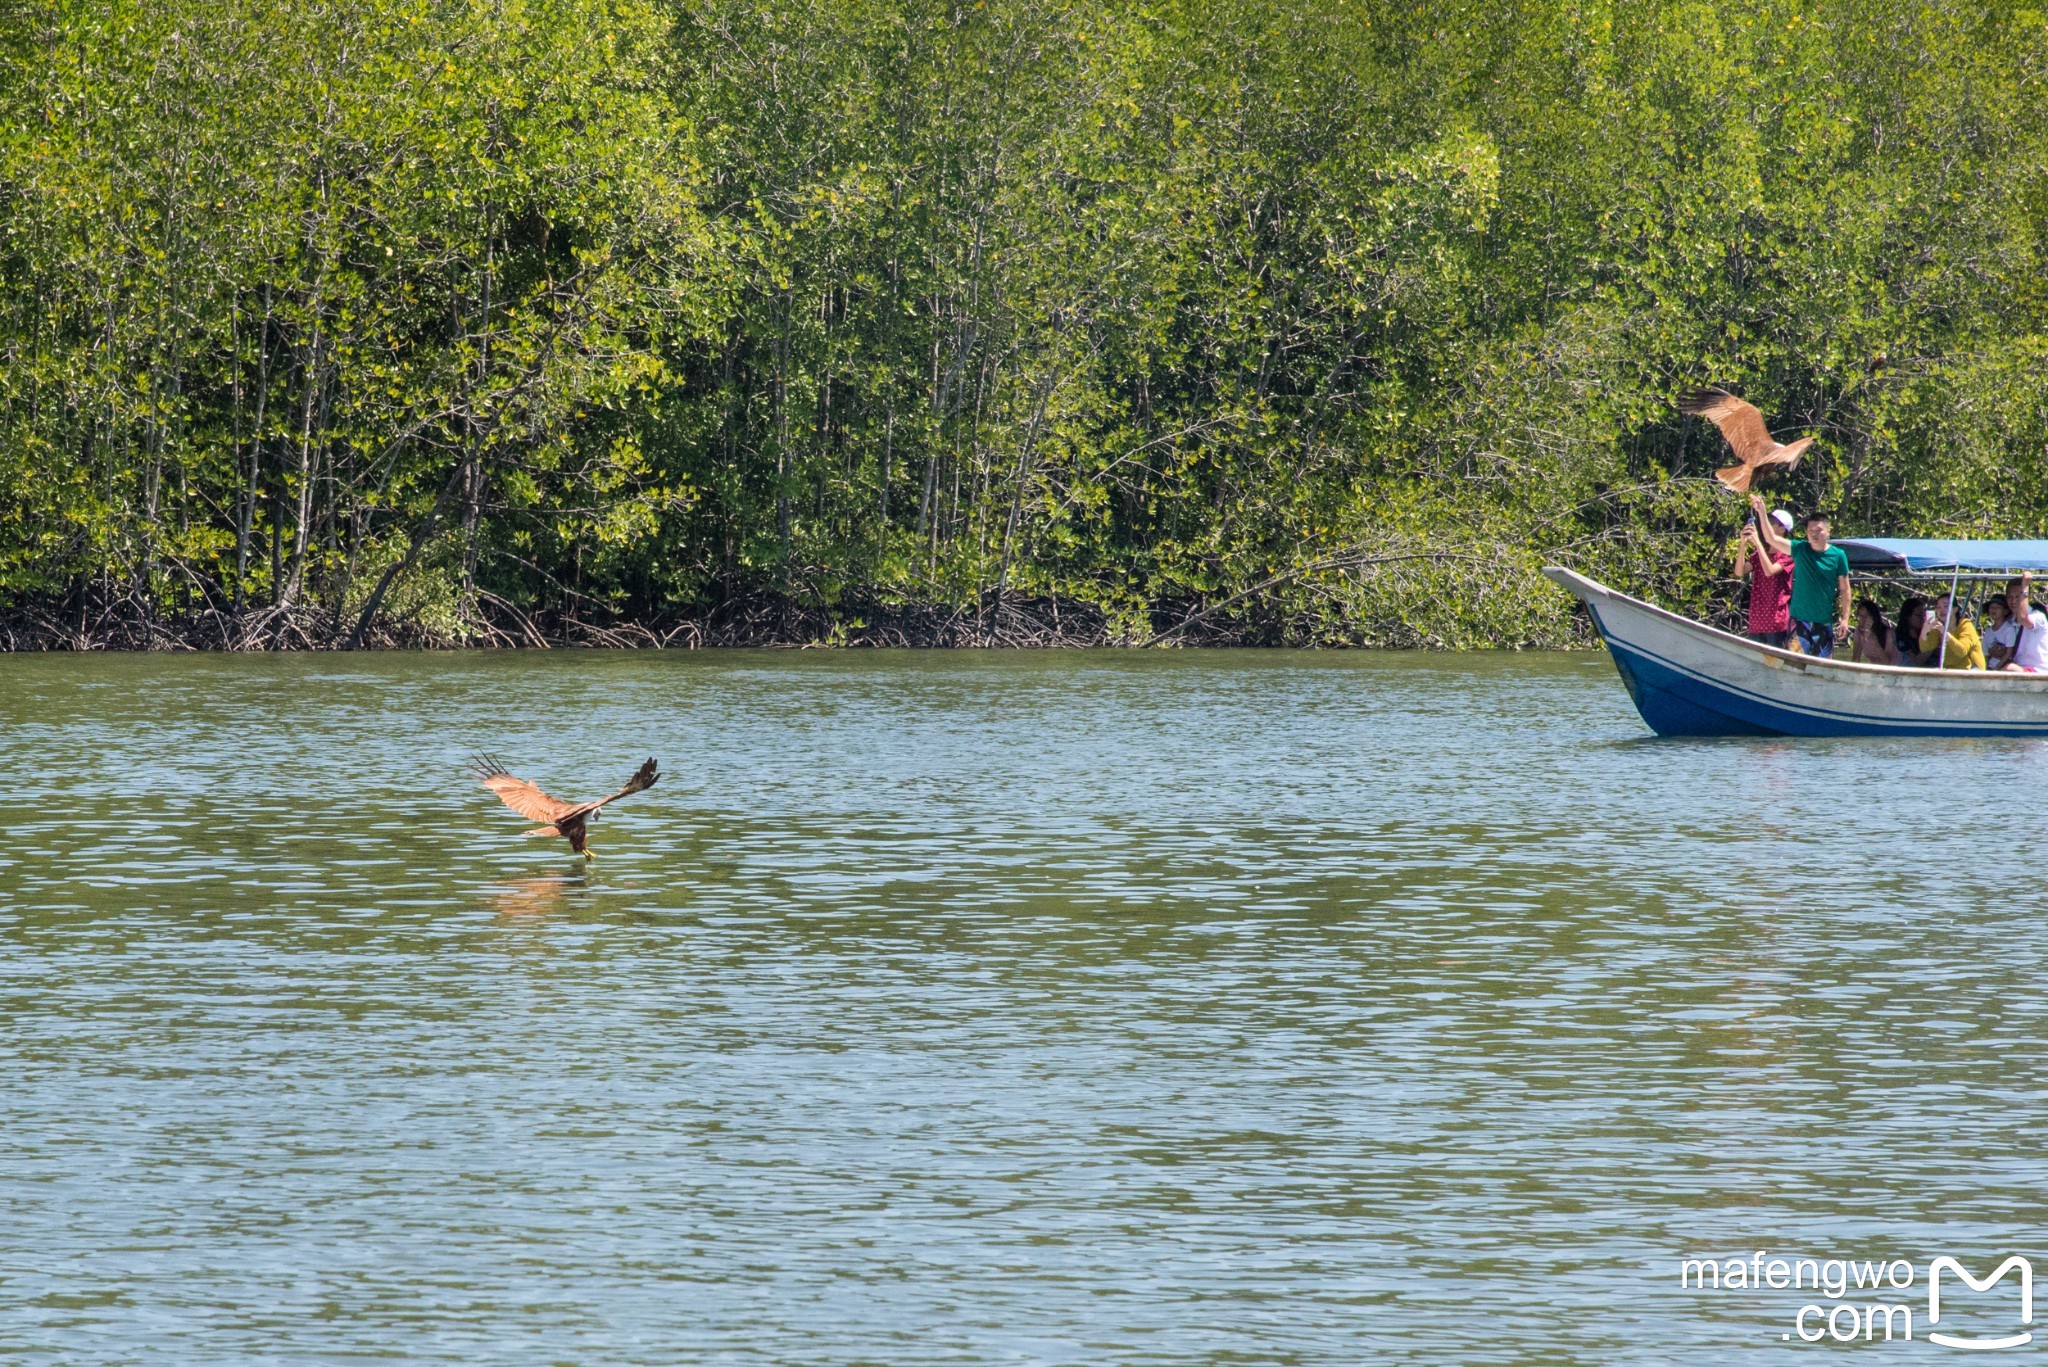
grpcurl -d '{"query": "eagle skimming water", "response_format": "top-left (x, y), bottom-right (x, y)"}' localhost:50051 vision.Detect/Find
top-left (471, 754), bottom-right (659, 859)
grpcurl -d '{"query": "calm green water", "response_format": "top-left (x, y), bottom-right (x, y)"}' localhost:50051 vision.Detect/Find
top-left (3, 649), bottom-right (2044, 1364)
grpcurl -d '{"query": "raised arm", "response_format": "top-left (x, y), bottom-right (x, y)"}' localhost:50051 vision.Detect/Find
top-left (1925, 600), bottom-right (1954, 652)
top-left (1734, 526), bottom-right (1759, 580)
top-left (1749, 493), bottom-right (1791, 557)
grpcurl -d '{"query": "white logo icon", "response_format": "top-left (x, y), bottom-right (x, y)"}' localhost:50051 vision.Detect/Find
top-left (1928, 1256), bottom-right (2033, 1350)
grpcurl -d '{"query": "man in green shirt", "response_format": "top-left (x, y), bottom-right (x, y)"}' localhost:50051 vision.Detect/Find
top-left (1751, 494), bottom-right (1851, 658)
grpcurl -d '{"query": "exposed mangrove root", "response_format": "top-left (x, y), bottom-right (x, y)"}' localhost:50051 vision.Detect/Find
top-left (0, 538), bottom-right (1604, 653)
top-left (0, 592), bottom-right (1115, 651)
top-left (0, 587), bottom-right (1597, 652)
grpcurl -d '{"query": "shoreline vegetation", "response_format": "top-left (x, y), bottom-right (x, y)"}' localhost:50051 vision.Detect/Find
top-left (4, 0), bottom-right (2045, 653)
top-left (0, 593), bottom-right (1179, 650)
top-left (0, 546), bottom-right (1607, 649)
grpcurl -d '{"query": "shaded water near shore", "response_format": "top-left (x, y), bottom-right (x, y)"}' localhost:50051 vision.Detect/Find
top-left (3, 649), bottom-right (2043, 1363)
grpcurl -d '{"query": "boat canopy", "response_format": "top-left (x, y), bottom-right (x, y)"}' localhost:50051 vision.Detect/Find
top-left (1834, 538), bottom-right (2048, 573)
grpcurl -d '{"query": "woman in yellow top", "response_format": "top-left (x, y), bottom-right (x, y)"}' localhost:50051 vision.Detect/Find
top-left (1919, 592), bottom-right (1986, 669)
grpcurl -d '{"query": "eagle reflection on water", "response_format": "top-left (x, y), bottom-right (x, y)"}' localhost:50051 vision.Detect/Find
top-left (487, 873), bottom-right (589, 919)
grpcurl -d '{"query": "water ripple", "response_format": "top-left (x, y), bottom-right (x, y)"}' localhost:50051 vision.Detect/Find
top-left (1, 650), bottom-right (2042, 1363)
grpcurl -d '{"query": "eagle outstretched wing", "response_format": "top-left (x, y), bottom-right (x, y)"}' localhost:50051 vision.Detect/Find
top-left (1677, 388), bottom-right (1775, 464)
top-left (470, 754), bottom-right (578, 824)
top-left (562, 757), bottom-right (660, 820)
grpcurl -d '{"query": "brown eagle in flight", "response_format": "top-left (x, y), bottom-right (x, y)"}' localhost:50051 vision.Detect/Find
top-left (471, 754), bottom-right (659, 858)
top-left (1677, 388), bottom-right (1814, 493)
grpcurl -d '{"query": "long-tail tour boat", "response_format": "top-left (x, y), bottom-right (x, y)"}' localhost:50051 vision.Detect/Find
top-left (1547, 539), bottom-right (2048, 737)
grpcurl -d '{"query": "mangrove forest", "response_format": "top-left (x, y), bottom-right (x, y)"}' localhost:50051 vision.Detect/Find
top-left (2, 0), bottom-right (2045, 647)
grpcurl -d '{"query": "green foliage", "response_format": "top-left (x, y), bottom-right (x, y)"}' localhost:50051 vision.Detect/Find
top-left (0, 0), bottom-right (711, 630)
top-left (2, 0), bottom-right (2045, 644)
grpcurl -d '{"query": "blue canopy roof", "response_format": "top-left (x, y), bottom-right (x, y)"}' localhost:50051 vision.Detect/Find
top-left (1835, 538), bottom-right (2048, 573)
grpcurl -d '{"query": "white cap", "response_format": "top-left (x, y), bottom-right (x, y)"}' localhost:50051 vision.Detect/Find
top-left (1770, 509), bottom-right (1794, 531)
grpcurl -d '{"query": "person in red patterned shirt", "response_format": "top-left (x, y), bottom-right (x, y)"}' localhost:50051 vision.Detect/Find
top-left (1734, 504), bottom-right (1795, 647)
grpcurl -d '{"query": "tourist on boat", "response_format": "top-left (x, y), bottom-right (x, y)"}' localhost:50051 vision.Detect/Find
top-left (1849, 598), bottom-right (1892, 664)
top-left (1982, 595), bottom-right (2017, 669)
top-left (1733, 507), bottom-right (1794, 646)
top-left (1919, 592), bottom-right (1986, 669)
top-left (1751, 496), bottom-right (1851, 657)
top-left (1894, 597), bottom-right (1934, 666)
top-left (2001, 574), bottom-right (2048, 672)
